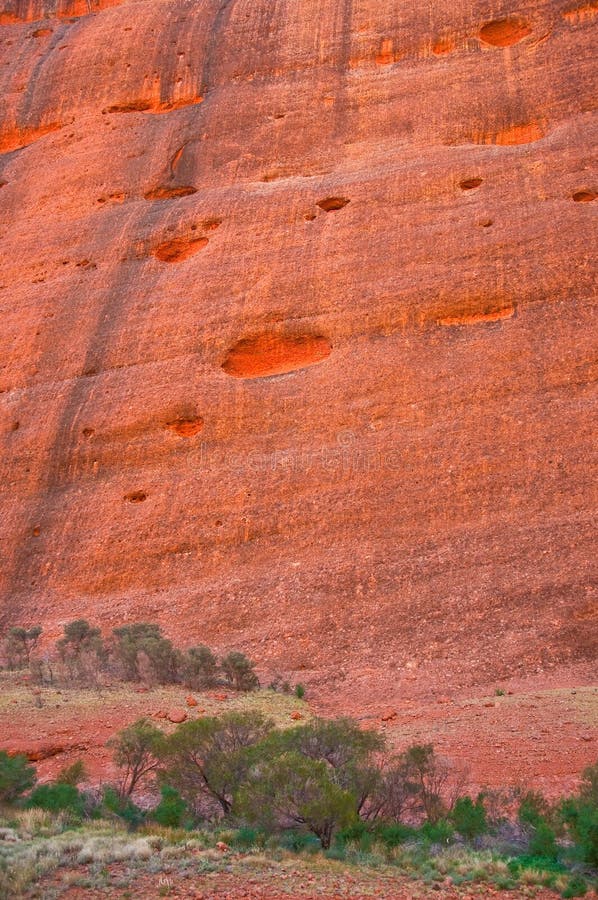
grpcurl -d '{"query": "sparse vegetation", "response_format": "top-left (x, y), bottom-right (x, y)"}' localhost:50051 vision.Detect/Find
top-left (107, 718), bottom-right (165, 798)
top-left (1, 626), bottom-right (42, 670)
top-left (3, 619), bottom-right (270, 695)
top-left (221, 651), bottom-right (259, 692)
top-left (0, 751), bottom-right (36, 804)
top-left (111, 623), bottom-right (179, 685)
top-left (181, 644), bottom-right (218, 689)
top-left (451, 795), bottom-right (488, 841)
top-left (0, 621), bottom-right (596, 897)
top-left (160, 711), bottom-right (273, 817)
top-left (26, 782), bottom-right (85, 817)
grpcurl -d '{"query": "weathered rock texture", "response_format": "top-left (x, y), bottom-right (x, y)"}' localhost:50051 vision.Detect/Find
top-left (0, 0), bottom-right (596, 697)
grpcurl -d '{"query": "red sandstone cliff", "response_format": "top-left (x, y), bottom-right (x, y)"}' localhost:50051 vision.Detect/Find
top-left (0, 0), bottom-right (596, 700)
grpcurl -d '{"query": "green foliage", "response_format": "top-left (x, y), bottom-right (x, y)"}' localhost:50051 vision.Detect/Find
top-left (107, 718), bottom-right (164, 797)
top-left (579, 760), bottom-right (598, 807)
top-left (111, 623), bottom-right (179, 685)
top-left (561, 875), bottom-right (588, 898)
top-left (101, 786), bottom-right (145, 829)
top-left (508, 855), bottom-right (565, 874)
top-left (56, 619), bottom-right (105, 685)
top-left (182, 645), bottom-right (218, 689)
top-left (560, 798), bottom-right (598, 867)
top-left (336, 819), bottom-right (370, 847)
top-left (277, 830), bottom-right (321, 853)
top-left (0, 750), bottom-right (36, 804)
top-left (558, 757), bottom-right (598, 867)
top-left (152, 786), bottom-right (188, 828)
top-left (220, 652), bottom-right (259, 692)
top-left (56, 760), bottom-right (86, 786)
top-left (279, 718), bottom-right (384, 769)
top-left (529, 820), bottom-right (559, 860)
top-left (451, 796), bottom-right (488, 841)
top-left (230, 825), bottom-right (266, 849)
top-left (518, 791), bottom-right (552, 828)
top-left (162, 711), bottom-right (274, 816)
top-left (420, 819), bottom-right (454, 844)
top-left (263, 717), bottom-right (384, 818)
top-left (3, 625), bottom-right (42, 669)
top-left (237, 750), bottom-right (356, 849)
top-left (295, 684), bottom-right (306, 700)
top-left (57, 619), bottom-right (102, 654)
top-left (374, 822), bottom-right (417, 847)
top-left (27, 783), bottom-right (84, 817)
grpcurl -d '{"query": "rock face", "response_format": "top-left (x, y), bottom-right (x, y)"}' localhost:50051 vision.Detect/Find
top-left (0, 0), bottom-right (596, 697)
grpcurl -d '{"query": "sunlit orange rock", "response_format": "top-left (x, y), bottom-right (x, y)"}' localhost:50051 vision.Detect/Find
top-left (0, 0), bottom-right (596, 712)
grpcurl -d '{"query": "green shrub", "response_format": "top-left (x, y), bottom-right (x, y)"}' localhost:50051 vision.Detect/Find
top-left (579, 760), bottom-right (598, 807)
top-left (518, 791), bottom-right (552, 828)
top-left (230, 826), bottom-right (266, 849)
top-left (152, 786), bottom-right (188, 828)
top-left (111, 623), bottom-right (179, 684)
top-left (509, 855), bottom-right (565, 874)
top-left (56, 619), bottom-right (105, 685)
top-left (220, 652), bottom-right (259, 692)
top-left (389, 743), bottom-right (458, 824)
top-left (56, 760), bottom-right (86, 786)
top-left (529, 820), bottom-right (559, 860)
top-left (2, 626), bottom-right (42, 669)
top-left (27, 783), bottom-right (84, 817)
top-left (182, 645), bottom-right (218, 689)
top-left (561, 875), bottom-right (588, 898)
top-left (107, 718), bottom-right (164, 797)
top-left (278, 830), bottom-right (321, 853)
top-left (0, 750), bottom-right (36, 804)
top-left (375, 822), bottom-right (417, 847)
top-left (162, 711), bottom-right (273, 817)
top-left (451, 796), bottom-right (488, 841)
top-left (336, 820), bottom-right (369, 845)
top-left (237, 751), bottom-right (356, 849)
top-left (295, 684), bottom-right (306, 700)
top-left (101, 786), bottom-right (145, 829)
top-left (560, 798), bottom-right (598, 867)
top-left (420, 819), bottom-right (454, 845)
top-left (492, 875), bottom-right (518, 890)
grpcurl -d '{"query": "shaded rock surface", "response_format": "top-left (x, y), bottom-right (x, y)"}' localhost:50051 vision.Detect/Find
top-left (0, 0), bottom-right (596, 706)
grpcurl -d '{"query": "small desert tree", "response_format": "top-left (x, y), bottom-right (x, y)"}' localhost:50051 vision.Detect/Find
top-left (3, 626), bottom-right (42, 669)
top-left (221, 652), bottom-right (259, 692)
top-left (111, 623), bottom-right (179, 684)
top-left (107, 718), bottom-right (165, 798)
top-left (451, 795), bottom-right (488, 841)
top-left (29, 655), bottom-right (54, 687)
top-left (382, 744), bottom-right (468, 824)
top-left (374, 756), bottom-right (420, 823)
top-left (237, 751), bottom-right (356, 848)
top-left (182, 645), bottom-right (219, 689)
top-left (161, 711), bottom-right (273, 817)
top-left (273, 717), bottom-right (385, 818)
top-left (56, 619), bottom-right (105, 685)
